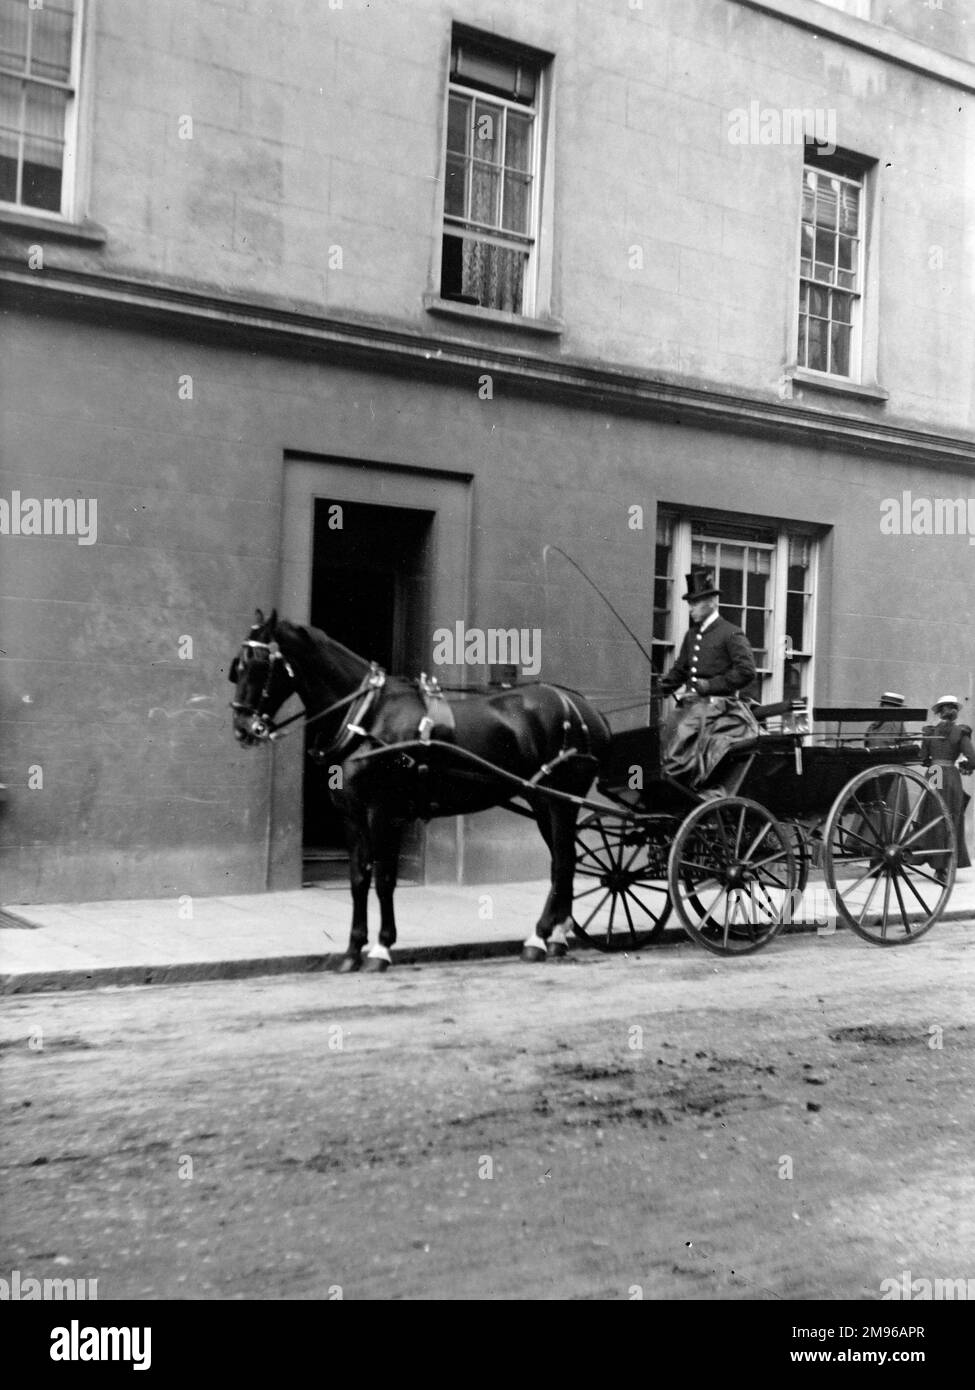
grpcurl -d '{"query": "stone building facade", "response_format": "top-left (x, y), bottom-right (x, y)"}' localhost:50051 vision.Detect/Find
top-left (1, 0), bottom-right (973, 903)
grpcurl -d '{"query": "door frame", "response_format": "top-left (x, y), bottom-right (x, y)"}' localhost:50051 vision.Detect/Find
top-left (268, 453), bottom-right (474, 889)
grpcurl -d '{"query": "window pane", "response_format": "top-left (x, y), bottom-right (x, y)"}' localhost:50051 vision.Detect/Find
top-left (830, 320), bottom-right (851, 376)
top-left (816, 178), bottom-right (838, 230)
top-left (720, 606), bottom-right (743, 629)
top-left (720, 557), bottom-right (743, 606)
top-left (506, 110), bottom-right (533, 172)
top-left (745, 609), bottom-right (765, 649)
top-left (447, 94), bottom-right (470, 155)
top-left (0, 0), bottom-right (29, 72)
top-left (469, 160), bottom-right (499, 225)
top-left (786, 591), bottom-right (806, 651)
top-left (746, 567), bottom-right (769, 606)
top-left (814, 228), bottom-right (835, 270)
top-left (654, 575), bottom-right (670, 611)
top-left (21, 83), bottom-right (65, 210)
top-left (838, 182), bottom-right (859, 235)
top-left (473, 101), bottom-right (501, 164)
top-left (831, 290), bottom-right (853, 324)
top-left (807, 317), bottom-right (827, 372)
top-left (31, 0), bottom-right (74, 82)
top-left (457, 235), bottom-right (526, 313)
top-left (501, 170), bottom-right (531, 232)
top-left (837, 234), bottom-right (856, 271)
top-left (808, 285), bottom-right (828, 317)
top-left (652, 608), bottom-right (669, 642)
top-left (797, 315), bottom-right (808, 365)
top-left (444, 152), bottom-right (468, 217)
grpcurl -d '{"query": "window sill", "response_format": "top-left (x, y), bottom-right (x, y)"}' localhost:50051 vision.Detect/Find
top-left (423, 293), bottom-right (563, 336)
top-left (784, 367), bottom-right (889, 402)
top-left (0, 207), bottom-right (107, 245)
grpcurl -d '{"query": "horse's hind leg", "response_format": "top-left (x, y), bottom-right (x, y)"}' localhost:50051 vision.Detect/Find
top-left (522, 801), bottom-right (578, 963)
top-left (363, 811), bottom-right (404, 974)
top-left (338, 810), bottom-right (371, 974)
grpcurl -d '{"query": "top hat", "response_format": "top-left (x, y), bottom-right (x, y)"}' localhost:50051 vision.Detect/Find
top-left (879, 692), bottom-right (904, 707)
top-left (933, 694), bottom-right (960, 711)
top-left (682, 567), bottom-right (720, 601)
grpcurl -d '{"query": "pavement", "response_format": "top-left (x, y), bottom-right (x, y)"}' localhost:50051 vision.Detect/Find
top-left (2, 869), bottom-right (975, 995)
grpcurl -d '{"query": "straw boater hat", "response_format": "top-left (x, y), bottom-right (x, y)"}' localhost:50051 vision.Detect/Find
top-left (932, 695), bottom-right (960, 711)
top-left (879, 692), bottom-right (904, 707)
top-left (682, 567), bottom-right (720, 601)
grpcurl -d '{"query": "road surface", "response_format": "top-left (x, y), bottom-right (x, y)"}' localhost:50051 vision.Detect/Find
top-left (2, 926), bottom-right (974, 1300)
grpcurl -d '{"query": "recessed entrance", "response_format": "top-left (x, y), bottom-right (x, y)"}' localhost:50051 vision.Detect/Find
top-left (303, 499), bottom-right (434, 882)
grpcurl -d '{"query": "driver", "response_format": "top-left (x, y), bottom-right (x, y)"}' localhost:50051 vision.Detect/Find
top-left (659, 568), bottom-right (756, 704)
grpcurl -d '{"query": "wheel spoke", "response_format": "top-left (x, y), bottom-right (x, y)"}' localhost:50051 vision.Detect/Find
top-left (849, 796), bottom-right (887, 849)
top-left (734, 806), bottom-right (747, 858)
top-left (854, 866), bottom-right (883, 926)
top-left (573, 883), bottom-right (609, 901)
top-left (898, 812), bottom-right (951, 851)
top-left (898, 865), bottom-right (939, 915)
top-left (891, 872), bottom-right (911, 935)
top-left (627, 887), bottom-right (668, 922)
top-left (740, 819), bottom-right (773, 864)
top-left (580, 889), bottom-right (611, 930)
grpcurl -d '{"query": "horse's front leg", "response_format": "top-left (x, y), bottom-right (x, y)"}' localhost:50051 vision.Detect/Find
top-left (338, 808), bottom-right (371, 974)
top-left (522, 802), bottom-right (578, 963)
top-left (363, 812), bottom-right (404, 974)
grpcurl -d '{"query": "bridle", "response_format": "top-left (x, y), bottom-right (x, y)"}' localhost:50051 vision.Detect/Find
top-left (230, 637), bottom-right (386, 748)
top-left (230, 639), bottom-right (297, 740)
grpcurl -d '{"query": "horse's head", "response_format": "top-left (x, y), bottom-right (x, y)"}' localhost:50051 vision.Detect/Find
top-left (229, 608), bottom-right (297, 746)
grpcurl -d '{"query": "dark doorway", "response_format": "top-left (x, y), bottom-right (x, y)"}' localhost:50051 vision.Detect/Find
top-left (303, 499), bottom-right (434, 882)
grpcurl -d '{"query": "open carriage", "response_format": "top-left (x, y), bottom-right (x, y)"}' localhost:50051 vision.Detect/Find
top-left (230, 608), bottom-right (960, 969)
top-left (571, 700), bottom-right (958, 957)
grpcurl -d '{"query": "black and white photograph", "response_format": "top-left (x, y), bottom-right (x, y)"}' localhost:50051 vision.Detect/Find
top-left (1, 0), bottom-right (974, 1339)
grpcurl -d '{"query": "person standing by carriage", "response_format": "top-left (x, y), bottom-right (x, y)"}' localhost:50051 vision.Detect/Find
top-left (921, 696), bottom-right (974, 878)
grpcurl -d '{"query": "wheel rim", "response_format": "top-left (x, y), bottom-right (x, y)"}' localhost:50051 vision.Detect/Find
top-left (823, 765), bottom-right (955, 944)
top-left (667, 797), bottom-right (797, 955)
top-left (572, 811), bottom-right (673, 951)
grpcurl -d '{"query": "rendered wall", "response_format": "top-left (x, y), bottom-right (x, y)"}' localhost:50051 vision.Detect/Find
top-left (1, 309), bottom-right (973, 903)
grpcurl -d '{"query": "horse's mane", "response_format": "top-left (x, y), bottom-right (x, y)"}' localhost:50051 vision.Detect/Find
top-left (275, 619), bottom-right (372, 686)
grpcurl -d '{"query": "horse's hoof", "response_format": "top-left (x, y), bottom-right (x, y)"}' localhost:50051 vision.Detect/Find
top-left (363, 955), bottom-right (390, 973)
top-left (520, 945), bottom-right (547, 964)
top-left (337, 955), bottom-right (362, 974)
top-left (547, 940), bottom-right (568, 959)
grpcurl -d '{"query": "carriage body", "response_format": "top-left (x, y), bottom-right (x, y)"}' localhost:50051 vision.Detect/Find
top-left (572, 703), bottom-right (957, 956)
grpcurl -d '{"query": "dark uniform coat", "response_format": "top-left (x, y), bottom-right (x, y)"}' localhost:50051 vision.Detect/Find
top-left (660, 615), bottom-right (756, 698)
top-left (921, 718), bottom-right (975, 871)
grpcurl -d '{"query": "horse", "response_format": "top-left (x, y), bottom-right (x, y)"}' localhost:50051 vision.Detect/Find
top-left (229, 609), bottom-right (611, 972)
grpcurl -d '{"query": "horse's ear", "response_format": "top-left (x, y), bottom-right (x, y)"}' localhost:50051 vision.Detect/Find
top-left (253, 608), bottom-right (265, 627)
top-left (228, 656), bottom-right (240, 684)
top-left (267, 608), bottom-right (278, 634)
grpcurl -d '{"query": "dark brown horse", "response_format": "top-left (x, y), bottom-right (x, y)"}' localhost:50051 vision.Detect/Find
top-left (230, 610), bottom-right (611, 971)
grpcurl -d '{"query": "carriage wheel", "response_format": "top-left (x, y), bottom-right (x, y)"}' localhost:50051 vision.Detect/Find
top-left (571, 811), bottom-right (673, 951)
top-left (667, 796), bottom-right (797, 956)
top-left (822, 765), bottom-right (955, 945)
top-left (785, 821), bottom-right (812, 897)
